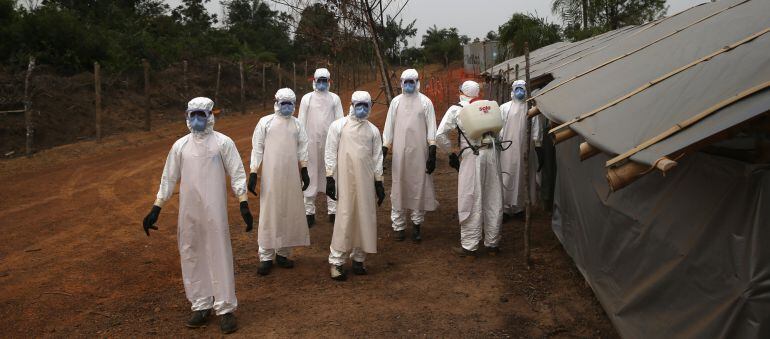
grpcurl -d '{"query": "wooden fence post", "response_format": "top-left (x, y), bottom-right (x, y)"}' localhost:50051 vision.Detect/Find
top-left (239, 59), bottom-right (245, 115)
top-left (293, 62), bottom-right (297, 91)
top-left (278, 63), bottom-right (282, 88)
top-left (183, 59), bottom-right (188, 98)
top-left (523, 42), bottom-right (533, 268)
top-left (94, 61), bottom-right (102, 142)
top-left (24, 57), bottom-right (35, 157)
top-left (214, 63), bottom-right (221, 107)
top-left (142, 59), bottom-right (151, 131)
top-left (262, 63), bottom-right (267, 109)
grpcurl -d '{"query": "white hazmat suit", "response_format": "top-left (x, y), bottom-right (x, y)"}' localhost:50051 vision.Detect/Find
top-left (382, 69), bottom-right (438, 233)
top-left (250, 88), bottom-right (310, 262)
top-left (325, 91), bottom-right (384, 267)
top-left (298, 68), bottom-right (344, 218)
top-left (436, 81), bottom-right (504, 252)
top-left (153, 97), bottom-right (247, 315)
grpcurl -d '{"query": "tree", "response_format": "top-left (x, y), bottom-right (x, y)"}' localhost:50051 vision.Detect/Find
top-left (377, 15), bottom-right (417, 62)
top-left (553, 0), bottom-right (667, 40)
top-left (421, 26), bottom-right (468, 68)
top-left (293, 3), bottom-right (339, 60)
top-left (497, 14), bottom-right (561, 60)
top-left (222, 0), bottom-right (294, 61)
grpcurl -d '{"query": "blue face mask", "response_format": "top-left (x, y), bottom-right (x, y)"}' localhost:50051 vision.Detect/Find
top-left (403, 81), bottom-right (416, 94)
top-left (354, 103), bottom-right (370, 119)
top-left (514, 87), bottom-right (526, 101)
top-left (279, 102), bottom-right (294, 116)
top-left (315, 79), bottom-right (329, 91)
top-left (189, 114), bottom-right (208, 132)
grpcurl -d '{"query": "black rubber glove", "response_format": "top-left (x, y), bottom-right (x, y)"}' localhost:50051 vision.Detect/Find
top-left (300, 167), bottom-right (310, 191)
top-left (326, 176), bottom-right (337, 201)
top-left (426, 145), bottom-right (437, 174)
top-left (449, 152), bottom-right (460, 172)
top-left (535, 146), bottom-right (544, 172)
top-left (382, 146), bottom-right (389, 171)
top-left (240, 201), bottom-right (254, 232)
top-left (375, 181), bottom-right (385, 206)
top-left (142, 205), bottom-right (161, 236)
top-left (248, 172), bottom-right (258, 195)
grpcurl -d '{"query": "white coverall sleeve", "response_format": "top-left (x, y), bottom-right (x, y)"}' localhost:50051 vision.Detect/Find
top-left (381, 96), bottom-right (398, 149)
top-left (250, 117), bottom-right (268, 173)
top-left (436, 106), bottom-right (459, 153)
top-left (219, 134), bottom-right (248, 202)
top-left (371, 123), bottom-right (384, 181)
top-left (325, 119), bottom-right (343, 177)
top-left (154, 137), bottom-right (185, 207)
top-left (424, 95), bottom-right (437, 146)
top-left (296, 118), bottom-right (309, 166)
top-left (333, 94), bottom-right (344, 119)
top-left (532, 114), bottom-right (543, 147)
top-left (297, 94), bottom-right (310, 127)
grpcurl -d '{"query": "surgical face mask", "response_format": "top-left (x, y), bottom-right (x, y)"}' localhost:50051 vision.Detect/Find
top-left (188, 111), bottom-right (208, 132)
top-left (403, 81), bottom-right (416, 94)
top-left (354, 103), bottom-right (370, 119)
top-left (315, 78), bottom-right (329, 91)
top-left (279, 102), bottom-right (294, 116)
top-left (514, 87), bottom-right (526, 101)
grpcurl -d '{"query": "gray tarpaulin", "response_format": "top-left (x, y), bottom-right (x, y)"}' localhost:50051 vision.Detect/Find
top-left (484, 0), bottom-right (770, 337)
top-left (552, 137), bottom-right (770, 338)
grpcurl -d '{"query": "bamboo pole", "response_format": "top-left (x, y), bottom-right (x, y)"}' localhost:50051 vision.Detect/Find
top-left (94, 62), bottom-right (102, 142)
top-left (553, 128), bottom-right (578, 144)
top-left (527, 106), bottom-right (540, 119)
top-left (523, 42), bottom-right (533, 268)
top-left (550, 27), bottom-right (770, 134)
top-left (239, 59), bottom-right (245, 115)
top-left (143, 59), bottom-right (151, 131)
top-left (579, 142), bottom-right (601, 161)
top-left (24, 57), bottom-right (35, 157)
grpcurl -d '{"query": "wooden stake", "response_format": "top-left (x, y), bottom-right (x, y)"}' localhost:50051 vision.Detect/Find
top-left (239, 59), bottom-right (245, 115)
top-left (553, 128), bottom-right (578, 144)
top-left (142, 59), bottom-right (151, 131)
top-left (515, 63), bottom-right (520, 80)
top-left (24, 57), bottom-right (35, 157)
top-left (523, 42), bottom-right (533, 268)
top-left (94, 62), bottom-right (102, 142)
top-left (293, 62), bottom-right (297, 90)
top-left (262, 63), bottom-right (267, 109)
top-left (278, 63), bottom-right (282, 88)
top-left (527, 106), bottom-right (540, 119)
top-left (214, 63), bottom-right (221, 106)
top-left (183, 60), bottom-right (188, 98)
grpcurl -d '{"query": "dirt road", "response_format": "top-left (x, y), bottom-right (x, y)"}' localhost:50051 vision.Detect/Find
top-left (0, 90), bottom-right (616, 337)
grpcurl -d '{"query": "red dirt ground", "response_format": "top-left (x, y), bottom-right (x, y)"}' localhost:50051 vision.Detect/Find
top-left (0, 66), bottom-right (617, 338)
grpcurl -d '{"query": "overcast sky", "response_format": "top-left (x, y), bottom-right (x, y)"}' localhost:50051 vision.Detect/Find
top-left (167, 0), bottom-right (708, 46)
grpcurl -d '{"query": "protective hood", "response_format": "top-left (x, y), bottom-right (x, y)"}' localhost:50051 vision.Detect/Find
top-left (313, 68), bottom-right (331, 91)
top-left (512, 80), bottom-right (527, 102)
top-left (349, 90), bottom-right (372, 119)
top-left (400, 68), bottom-right (420, 94)
top-left (185, 97), bottom-right (215, 135)
top-left (460, 80), bottom-right (480, 102)
top-left (273, 87), bottom-right (297, 115)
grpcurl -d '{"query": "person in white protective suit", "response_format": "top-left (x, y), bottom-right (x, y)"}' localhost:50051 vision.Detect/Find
top-left (142, 97), bottom-right (253, 334)
top-left (324, 90), bottom-right (385, 281)
top-left (435, 81), bottom-right (504, 257)
top-left (298, 68), bottom-right (344, 227)
top-left (499, 80), bottom-right (529, 218)
top-left (248, 88), bottom-right (311, 276)
top-left (382, 69), bottom-right (439, 243)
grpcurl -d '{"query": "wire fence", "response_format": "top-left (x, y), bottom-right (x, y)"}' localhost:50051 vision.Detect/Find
top-left (0, 57), bottom-right (379, 157)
